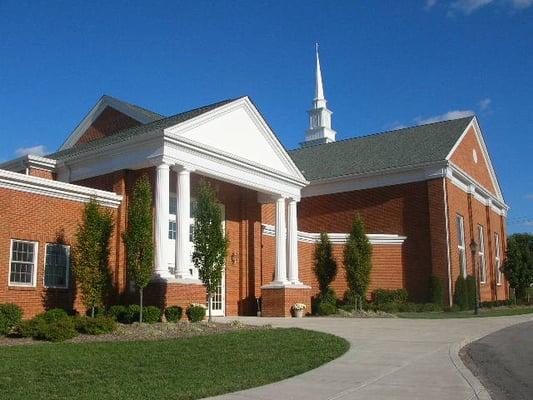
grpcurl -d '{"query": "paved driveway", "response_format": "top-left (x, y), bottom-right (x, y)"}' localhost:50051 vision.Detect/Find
top-left (210, 314), bottom-right (533, 400)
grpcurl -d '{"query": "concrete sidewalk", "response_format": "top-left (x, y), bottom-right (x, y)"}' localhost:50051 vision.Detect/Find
top-left (209, 314), bottom-right (533, 400)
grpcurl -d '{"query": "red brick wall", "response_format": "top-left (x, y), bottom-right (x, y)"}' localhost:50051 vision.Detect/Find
top-left (261, 235), bottom-right (403, 303)
top-left (445, 181), bottom-right (508, 301)
top-left (73, 107), bottom-right (141, 147)
top-left (295, 181), bottom-right (432, 301)
top-left (0, 187), bottom-right (119, 318)
top-left (450, 126), bottom-right (497, 196)
top-left (28, 167), bottom-right (55, 180)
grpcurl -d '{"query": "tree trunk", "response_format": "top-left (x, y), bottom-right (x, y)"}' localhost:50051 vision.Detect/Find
top-left (139, 288), bottom-right (143, 323)
top-left (208, 292), bottom-right (213, 322)
top-left (91, 306), bottom-right (95, 318)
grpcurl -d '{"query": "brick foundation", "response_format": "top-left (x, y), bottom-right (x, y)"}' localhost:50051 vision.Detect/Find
top-left (261, 285), bottom-right (311, 317)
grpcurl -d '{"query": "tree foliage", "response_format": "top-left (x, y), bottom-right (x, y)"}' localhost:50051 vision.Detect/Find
top-left (192, 181), bottom-right (229, 322)
top-left (503, 233), bottom-right (533, 300)
top-left (313, 232), bottom-right (337, 295)
top-left (454, 276), bottom-right (469, 310)
top-left (343, 215), bottom-right (372, 310)
top-left (73, 198), bottom-right (113, 317)
top-left (428, 275), bottom-right (444, 305)
top-left (122, 174), bottom-right (154, 323)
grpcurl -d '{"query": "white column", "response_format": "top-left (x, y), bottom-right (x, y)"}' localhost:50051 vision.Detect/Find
top-left (274, 196), bottom-right (288, 284)
top-left (175, 167), bottom-right (191, 279)
top-left (287, 198), bottom-right (301, 284)
top-left (154, 162), bottom-right (172, 279)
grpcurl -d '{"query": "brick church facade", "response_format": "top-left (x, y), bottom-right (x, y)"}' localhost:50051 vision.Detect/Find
top-left (0, 53), bottom-right (509, 318)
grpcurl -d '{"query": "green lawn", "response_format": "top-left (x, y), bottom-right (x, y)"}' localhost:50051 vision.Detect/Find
top-left (397, 306), bottom-right (533, 319)
top-left (0, 328), bottom-right (348, 400)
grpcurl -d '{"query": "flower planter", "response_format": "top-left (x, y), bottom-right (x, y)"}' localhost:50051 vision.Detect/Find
top-left (294, 309), bottom-right (305, 318)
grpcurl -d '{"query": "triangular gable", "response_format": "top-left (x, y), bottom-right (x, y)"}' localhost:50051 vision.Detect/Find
top-left (446, 117), bottom-right (504, 201)
top-left (164, 97), bottom-right (306, 181)
top-left (59, 95), bottom-right (161, 151)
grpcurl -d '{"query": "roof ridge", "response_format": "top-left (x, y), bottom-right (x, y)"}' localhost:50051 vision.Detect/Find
top-left (101, 94), bottom-right (165, 119)
top-left (290, 115), bottom-right (475, 152)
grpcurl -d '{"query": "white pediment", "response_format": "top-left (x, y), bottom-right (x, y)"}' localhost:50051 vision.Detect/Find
top-left (164, 97), bottom-right (305, 180)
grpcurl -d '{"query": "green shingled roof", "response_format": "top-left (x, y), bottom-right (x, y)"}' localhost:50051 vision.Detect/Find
top-left (49, 97), bottom-right (239, 159)
top-left (289, 116), bottom-right (474, 181)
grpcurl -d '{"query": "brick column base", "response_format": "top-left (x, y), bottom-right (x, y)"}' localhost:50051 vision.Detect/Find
top-left (143, 280), bottom-right (206, 311)
top-left (261, 285), bottom-right (311, 317)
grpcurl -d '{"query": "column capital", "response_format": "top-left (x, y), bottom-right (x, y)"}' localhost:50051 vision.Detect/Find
top-left (172, 164), bottom-right (194, 173)
top-left (149, 155), bottom-right (174, 167)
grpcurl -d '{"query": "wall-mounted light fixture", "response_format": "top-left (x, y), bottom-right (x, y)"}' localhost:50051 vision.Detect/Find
top-left (231, 251), bottom-right (239, 265)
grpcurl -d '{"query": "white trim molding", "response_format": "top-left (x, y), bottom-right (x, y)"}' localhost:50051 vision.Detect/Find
top-left (0, 169), bottom-right (122, 208)
top-left (262, 224), bottom-right (406, 245)
top-left (0, 155), bottom-right (57, 175)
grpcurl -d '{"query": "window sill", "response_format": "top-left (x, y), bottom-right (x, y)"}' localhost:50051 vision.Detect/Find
top-left (43, 287), bottom-right (70, 292)
top-left (8, 285), bottom-right (36, 291)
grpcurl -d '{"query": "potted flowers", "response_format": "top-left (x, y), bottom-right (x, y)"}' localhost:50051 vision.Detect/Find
top-left (292, 303), bottom-right (307, 318)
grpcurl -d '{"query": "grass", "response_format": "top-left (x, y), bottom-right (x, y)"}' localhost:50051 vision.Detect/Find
top-left (397, 306), bottom-right (533, 319)
top-left (0, 328), bottom-right (349, 400)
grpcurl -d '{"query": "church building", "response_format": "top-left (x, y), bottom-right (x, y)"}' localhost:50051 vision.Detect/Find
top-left (0, 50), bottom-right (509, 317)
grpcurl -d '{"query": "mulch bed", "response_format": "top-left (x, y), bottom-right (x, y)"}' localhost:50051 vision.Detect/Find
top-left (0, 320), bottom-right (267, 346)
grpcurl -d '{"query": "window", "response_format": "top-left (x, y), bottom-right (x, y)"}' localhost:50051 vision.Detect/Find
top-left (44, 244), bottom-right (70, 288)
top-left (456, 214), bottom-right (467, 278)
top-left (168, 221), bottom-right (176, 240)
top-left (9, 240), bottom-right (38, 286)
top-left (495, 233), bottom-right (502, 285)
top-left (478, 225), bottom-right (486, 283)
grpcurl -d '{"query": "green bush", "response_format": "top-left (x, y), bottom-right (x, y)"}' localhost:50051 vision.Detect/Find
top-left (41, 308), bottom-right (69, 323)
top-left (342, 289), bottom-right (358, 308)
top-left (125, 304), bottom-right (141, 323)
top-left (0, 303), bottom-right (23, 335)
top-left (165, 306), bottom-right (183, 322)
top-left (466, 275), bottom-right (477, 310)
top-left (11, 319), bottom-right (38, 338)
top-left (142, 306), bottom-right (162, 324)
top-left (444, 304), bottom-right (461, 312)
top-left (317, 301), bottom-right (337, 316)
top-left (33, 318), bottom-right (78, 342)
top-left (74, 316), bottom-right (116, 335)
top-left (421, 302), bottom-right (443, 312)
top-left (428, 275), bottom-right (444, 305)
top-left (186, 304), bottom-right (206, 322)
top-left (454, 276), bottom-right (469, 310)
top-left (372, 288), bottom-right (408, 305)
top-left (108, 305), bottom-right (128, 323)
top-left (377, 302), bottom-right (401, 313)
top-left (480, 300), bottom-right (513, 308)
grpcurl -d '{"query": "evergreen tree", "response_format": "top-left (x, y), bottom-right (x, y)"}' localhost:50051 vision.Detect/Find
top-left (503, 233), bottom-right (533, 301)
top-left (122, 175), bottom-right (154, 323)
top-left (314, 232), bottom-right (337, 295)
top-left (343, 215), bottom-right (372, 310)
top-left (192, 181), bottom-right (229, 322)
top-left (73, 198), bottom-right (113, 317)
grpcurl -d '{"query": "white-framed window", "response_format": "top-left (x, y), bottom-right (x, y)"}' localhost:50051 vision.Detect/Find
top-left (9, 239), bottom-right (38, 287)
top-left (495, 233), bottom-right (502, 285)
top-left (478, 225), bottom-right (487, 284)
top-left (168, 221), bottom-right (176, 240)
top-left (44, 244), bottom-right (70, 288)
top-left (456, 214), bottom-right (467, 278)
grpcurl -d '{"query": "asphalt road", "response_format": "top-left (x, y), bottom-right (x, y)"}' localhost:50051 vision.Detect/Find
top-left (461, 320), bottom-right (533, 400)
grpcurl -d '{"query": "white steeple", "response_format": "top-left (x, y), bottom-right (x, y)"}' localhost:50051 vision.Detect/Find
top-left (302, 43), bottom-right (336, 147)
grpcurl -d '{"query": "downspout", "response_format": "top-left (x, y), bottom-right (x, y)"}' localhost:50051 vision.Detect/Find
top-left (443, 176), bottom-right (453, 307)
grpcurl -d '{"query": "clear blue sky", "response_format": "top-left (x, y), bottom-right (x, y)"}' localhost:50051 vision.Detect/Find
top-left (0, 1), bottom-right (531, 232)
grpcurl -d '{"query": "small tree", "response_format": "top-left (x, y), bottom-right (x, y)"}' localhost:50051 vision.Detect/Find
top-left (428, 275), bottom-right (444, 306)
top-left (454, 276), bottom-right (469, 310)
top-left (343, 215), bottom-right (372, 310)
top-left (192, 181), bottom-right (229, 322)
top-left (314, 232), bottom-right (337, 295)
top-left (122, 175), bottom-right (154, 323)
top-left (73, 198), bottom-right (113, 317)
top-left (503, 233), bottom-right (533, 301)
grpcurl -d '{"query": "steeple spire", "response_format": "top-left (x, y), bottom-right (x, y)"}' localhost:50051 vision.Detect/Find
top-left (315, 43), bottom-right (324, 101)
top-left (301, 43), bottom-right (336, 147)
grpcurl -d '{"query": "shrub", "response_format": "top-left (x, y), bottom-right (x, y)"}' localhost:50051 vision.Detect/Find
top-left (142, 306), bottom-right (162, 324)
top-left (313, 232), bottom-right (337, 294)
top-left (372, 289), bottom-right (408, 305)
top-left (312, 287), bottom-right (337, 315)
top-left (428, 275), bottom-right (444, 305)
top-left (466, 275), bottom-right (477, 310)
top-left (108, 305), bottom-right (128, 323)
top-left (317, 302), bottom-right (337, 316)
top-left (33, 318), bottom-right (78, 342)
top-left (41, 308), bottom-right (69, 323)
top-left (421, 302), bottom-right (442, 312)
top-left (12, 319), bottom-right (38, 338)
top-left (377, 302), bottom-right (400, 313)
top-left (186, 304), bottom-right (206, 322)
top-left (444, 304), bottom-right (460, 312)
top-left (0, 303), bottom-right (23, 335)
top-left (74, 316), bottom-right (116, 335)
top-left (454, 276), bottom-right (469, 310)
top-left (125, 304), bottom-right (141, 324)
top-left (480, 300), bottom-right (513, 308)
top-left (165, 306), bottom-right (183, 322)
